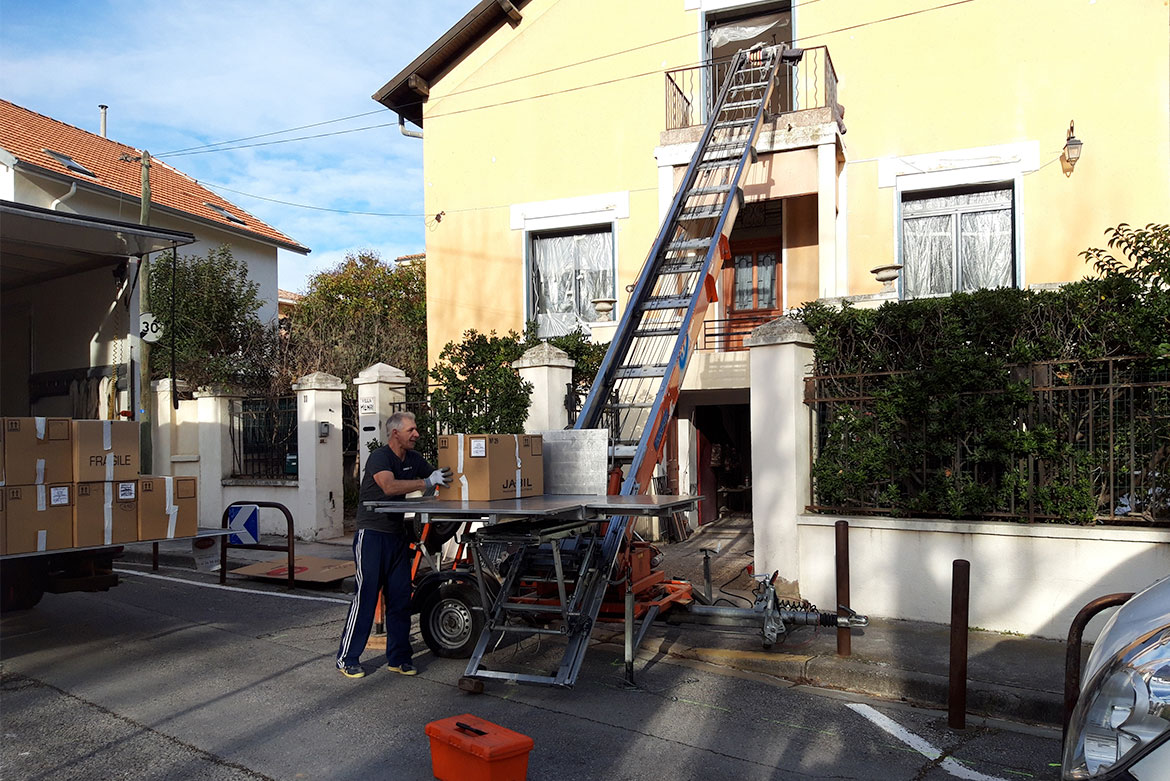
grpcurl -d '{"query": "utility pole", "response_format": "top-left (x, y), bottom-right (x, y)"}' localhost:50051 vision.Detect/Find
top-left (138, 151), bottom-right (153, 472)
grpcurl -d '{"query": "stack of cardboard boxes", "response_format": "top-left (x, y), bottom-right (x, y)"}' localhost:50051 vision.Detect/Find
top-left (0, 417), bottom-right (199, 555)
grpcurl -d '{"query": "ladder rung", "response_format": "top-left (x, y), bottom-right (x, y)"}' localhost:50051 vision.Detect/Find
top-left (714, 118), bottom-right (755, 130)
top-left (607, 402), bottom-right (654, 410)
top-left (609, 445), bottom-right (637, 459)
top-left (659, 262), bottom-right (703, 274)
top-left (678, 208), bottom-right (722, 222)
top-left (720, 100), bottom-right (760, 111)
top-left (642, 296), bottom-right (691, 310)
top-left (696, 159), bottom-right (738, 171)
top-left (666, 238), bottom-right (711, 252)
top-left (687, 185), bottom-right (731, 197)
top-left (728, 80), bottom-right (769, 92)
top-left (501, 601), bottom-right (575, 614)
top-left (614, 365), bottom-right (668, 379)
top-left (632, 326), bottom-right (682, 337)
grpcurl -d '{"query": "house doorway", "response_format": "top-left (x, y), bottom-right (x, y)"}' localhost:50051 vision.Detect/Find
top-left (692, 403), bottom-right (752, 525)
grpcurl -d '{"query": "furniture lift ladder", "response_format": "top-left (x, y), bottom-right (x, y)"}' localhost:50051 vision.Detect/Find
top-left (463, 45), bottom-right (784, 687)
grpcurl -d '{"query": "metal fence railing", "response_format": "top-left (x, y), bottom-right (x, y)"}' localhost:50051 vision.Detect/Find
top-left (230, 395), bottom-right (298, 479)
top-left (805, 356), bottom-right (1170, 525)
top-left (665, 46), bottom-right (838, 131)
top-left (698, 316), bottom-right (776, 352)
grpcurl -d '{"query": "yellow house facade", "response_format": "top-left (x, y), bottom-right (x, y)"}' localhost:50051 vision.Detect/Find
top-left (376, 0), bottom-right (1170, 521)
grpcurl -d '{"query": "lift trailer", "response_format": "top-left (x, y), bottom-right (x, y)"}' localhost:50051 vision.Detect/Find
top-left (377, 45), bottom-right (866, 688)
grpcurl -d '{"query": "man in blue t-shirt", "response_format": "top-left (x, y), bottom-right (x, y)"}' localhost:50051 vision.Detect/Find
top-left (336, 411), bottom-right (451, 678)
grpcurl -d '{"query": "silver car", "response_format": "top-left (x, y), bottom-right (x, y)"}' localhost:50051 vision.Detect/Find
top-left (1063, 575), bottom-right (1170, 779)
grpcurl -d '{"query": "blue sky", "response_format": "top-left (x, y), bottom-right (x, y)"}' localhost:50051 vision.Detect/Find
top-left (0, 0), bottom-right (472, 293)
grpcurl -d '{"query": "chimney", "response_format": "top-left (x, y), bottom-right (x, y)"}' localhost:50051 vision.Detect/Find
top-left (99, 105), bottom-right (108, 138)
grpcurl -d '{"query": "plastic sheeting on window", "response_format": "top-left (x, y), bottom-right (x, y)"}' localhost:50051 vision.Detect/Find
top-left (709, 12), bottom-right (789, 50)
top-left (530, 229), bottom-right (614, 338)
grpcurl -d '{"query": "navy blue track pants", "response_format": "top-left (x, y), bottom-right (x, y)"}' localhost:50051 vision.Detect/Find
top-left (336, 528), bottom-right (413, 668)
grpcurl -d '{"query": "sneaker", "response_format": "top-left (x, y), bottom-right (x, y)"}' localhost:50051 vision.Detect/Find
top-left (387, 662), bottom-right (418, 676)
top-left (338, 664), bottom-right (366, 679)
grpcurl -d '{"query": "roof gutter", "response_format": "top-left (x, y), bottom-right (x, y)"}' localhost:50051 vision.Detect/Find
top-left (399, 113), bottom-right (422, 139)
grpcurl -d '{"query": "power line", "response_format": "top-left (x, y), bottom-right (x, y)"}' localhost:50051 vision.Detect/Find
top-left (166, 121), bottom-right (400, 157)
top-left (166, 0), bottom-right (976, 155)
top-left (154, 0), bottom-right (826, 158)
top-left (198, 178), bottom-right (659, 218)
top-left (158, 109), bottom-right (386, 156)
top-left (198, 180), bottom-right (425, 216)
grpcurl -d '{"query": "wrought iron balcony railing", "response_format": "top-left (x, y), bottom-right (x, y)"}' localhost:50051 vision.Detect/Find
top-left (665, 46), bottom-right (839, 132)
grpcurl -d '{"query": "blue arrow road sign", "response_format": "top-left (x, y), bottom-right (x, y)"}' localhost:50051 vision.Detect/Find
top-left (228, 504), bottom-right (259, 545)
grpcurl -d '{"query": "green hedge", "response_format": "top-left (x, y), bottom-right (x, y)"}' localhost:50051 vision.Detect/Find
top-left (795, 224), bottom-right (1169, 524)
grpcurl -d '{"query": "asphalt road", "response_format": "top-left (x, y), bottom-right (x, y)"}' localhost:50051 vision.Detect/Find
top-left (1, 564), bottom-right (1064, 780)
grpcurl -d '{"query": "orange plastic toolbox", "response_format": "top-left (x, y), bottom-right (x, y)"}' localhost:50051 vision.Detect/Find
top-left (425, 714), bottom-right (534, 781)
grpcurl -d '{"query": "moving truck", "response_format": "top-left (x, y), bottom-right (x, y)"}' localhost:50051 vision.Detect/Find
top-left (0, 202), bottom-right (200, 612)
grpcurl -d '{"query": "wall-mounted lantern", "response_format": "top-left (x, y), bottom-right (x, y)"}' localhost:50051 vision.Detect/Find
top-left (1063, 121), bottom-right (1083, 172)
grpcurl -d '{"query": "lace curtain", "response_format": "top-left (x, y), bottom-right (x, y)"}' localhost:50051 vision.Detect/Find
top-left (902, 188), bottom-right (1013, 298)
top-left (530, 229), bottom-right (614, 337)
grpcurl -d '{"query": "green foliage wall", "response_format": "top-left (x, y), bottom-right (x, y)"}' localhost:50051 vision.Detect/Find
top-left (797, 224), bottom-right (1169, 524)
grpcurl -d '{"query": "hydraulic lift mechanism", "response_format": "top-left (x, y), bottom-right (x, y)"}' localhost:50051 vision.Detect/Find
top-left (372, 45), bottom-right (866, 689)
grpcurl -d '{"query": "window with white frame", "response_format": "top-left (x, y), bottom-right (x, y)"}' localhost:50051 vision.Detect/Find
top-left (900, 184), bottom-right (1015, 298)
top-left (528, 225), bottom-right (615, 337)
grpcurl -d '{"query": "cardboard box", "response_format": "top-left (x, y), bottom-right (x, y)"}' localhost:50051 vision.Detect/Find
top-left (73, 420), bottom-right (140, 482)
top-left (437, 434), bottom-right (544, 502)
top-left (138, 475), bottom-right (198, 540)
top-left (4, 484), bottom-right (74, 554)
top-left (74, 481), bottom-right (139, 547)
top-left (2, 417), bottom-right (74, 486)
top-left (0, 488), bottom-right (7, 556)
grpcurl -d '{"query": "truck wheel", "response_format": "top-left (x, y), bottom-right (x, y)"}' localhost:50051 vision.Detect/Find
top-left (1, 561), bottom-right (46, 613)
top-left (420, 583), bottom-right (484, 658)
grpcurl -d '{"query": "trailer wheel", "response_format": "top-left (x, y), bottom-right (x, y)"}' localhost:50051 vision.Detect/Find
top-left (1, 560), bottom-right (47, 613)
top-left (420, 583), bottom-right (484, 658)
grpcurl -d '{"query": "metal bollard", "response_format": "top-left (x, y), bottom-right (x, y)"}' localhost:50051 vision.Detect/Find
top-left (835, 521), bottom-right (851, 657)
top-left (948, 559), bottom-right (971, 729)
top-left (624, 585), bottom-right (636, 685)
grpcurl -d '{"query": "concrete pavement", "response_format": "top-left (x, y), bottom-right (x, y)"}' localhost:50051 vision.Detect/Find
top-left (119, 515), bottom-right (1073, 728)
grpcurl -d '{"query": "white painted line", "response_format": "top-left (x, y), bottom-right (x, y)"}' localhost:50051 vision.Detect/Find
top-left (113, 568), bottom-right (352, 604)
top-left (846, 703), bottom-right (1008, 781)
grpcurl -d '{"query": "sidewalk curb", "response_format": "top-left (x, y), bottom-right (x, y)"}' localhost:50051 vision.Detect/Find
top-left (597, 628), bottom-right (1062, 726)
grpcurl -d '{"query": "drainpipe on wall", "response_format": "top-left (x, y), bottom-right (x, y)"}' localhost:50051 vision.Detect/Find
top-left (399, 114), bottom-right (422, 139)
top-left (50, 182), bottom-right (77, 210)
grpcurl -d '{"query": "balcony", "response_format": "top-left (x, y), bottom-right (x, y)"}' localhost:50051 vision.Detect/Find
top-left (664, 46), bottom-right (843, 142)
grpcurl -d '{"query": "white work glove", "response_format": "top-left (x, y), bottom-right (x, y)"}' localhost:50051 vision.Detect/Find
top-left (425, 467), bottom-right (453, 490)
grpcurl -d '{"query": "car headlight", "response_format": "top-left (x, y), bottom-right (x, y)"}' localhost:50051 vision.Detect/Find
top-left (1063, 626), bottom-right (1170, 779)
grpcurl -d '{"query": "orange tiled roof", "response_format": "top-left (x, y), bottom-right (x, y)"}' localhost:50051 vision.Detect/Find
top-left (0, 99), bottom-right (308, 253)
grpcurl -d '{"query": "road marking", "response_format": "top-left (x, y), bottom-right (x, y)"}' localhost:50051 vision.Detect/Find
top-left (113, 568), bottom-right (351, 604)
top-left (846, 703), bottom-right (1009, 781)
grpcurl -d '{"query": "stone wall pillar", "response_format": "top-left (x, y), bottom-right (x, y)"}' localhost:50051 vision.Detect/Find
top-left (292, 372), bottom-right (346, 541)
top-left (352, 363), bottom-right (411, 478)
top-left (151, 379), bottom-right (184, 474)
top-left (193, 385), bottom-right (242, 528)
top-left (745, 318), bottom-right (815, 593)
top-left (512, 342), bottom-right (575, 433)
